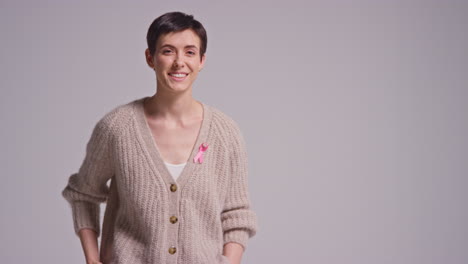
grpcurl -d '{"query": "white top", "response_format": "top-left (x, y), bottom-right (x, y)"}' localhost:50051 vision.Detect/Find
top-left (163, 161), bottom-right (187, 181)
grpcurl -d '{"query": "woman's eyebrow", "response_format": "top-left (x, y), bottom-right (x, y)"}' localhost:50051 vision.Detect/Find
top-left (160, 44), bottom-right (199, 50)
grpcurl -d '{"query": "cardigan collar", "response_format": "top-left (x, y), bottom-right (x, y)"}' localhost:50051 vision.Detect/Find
top-left (132, 96), bottom-right (213, 191)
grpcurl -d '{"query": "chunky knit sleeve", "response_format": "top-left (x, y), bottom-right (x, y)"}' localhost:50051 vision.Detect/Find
top-left (61, 116), bottom-right (115, 238)
top-left (221, 121), bottom-right (258, 252)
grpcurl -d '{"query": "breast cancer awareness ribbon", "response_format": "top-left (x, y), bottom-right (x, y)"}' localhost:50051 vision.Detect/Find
top-left (193, 142), bottom-right (209, 163)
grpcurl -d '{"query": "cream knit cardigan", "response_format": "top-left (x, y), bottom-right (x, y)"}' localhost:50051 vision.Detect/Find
top-left (61, 97), bottom-right (258, 264)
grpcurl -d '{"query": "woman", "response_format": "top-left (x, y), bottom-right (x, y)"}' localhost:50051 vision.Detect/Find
top-left (62, 11), bottom-right (258, 264)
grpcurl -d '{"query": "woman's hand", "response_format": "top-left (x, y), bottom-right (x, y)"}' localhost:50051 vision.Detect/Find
top-left (87, 261), bottom-right (102, 264)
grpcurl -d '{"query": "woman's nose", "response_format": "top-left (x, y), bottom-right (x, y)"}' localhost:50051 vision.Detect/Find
top-left (173, 54), bottom-right (184, 68)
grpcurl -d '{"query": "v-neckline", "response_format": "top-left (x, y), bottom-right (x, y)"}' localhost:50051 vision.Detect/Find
top-left (133, 96), bottom-right (213, 190)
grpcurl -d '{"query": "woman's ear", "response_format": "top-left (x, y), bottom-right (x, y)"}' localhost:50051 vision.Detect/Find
top-left (145, 48), bottom-right (155, 69)
top-left (199, 53), bottom-right (206, 71)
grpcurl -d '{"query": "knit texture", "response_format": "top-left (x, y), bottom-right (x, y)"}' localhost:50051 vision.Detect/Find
top-left (61, 96), bottom-right (258, 264)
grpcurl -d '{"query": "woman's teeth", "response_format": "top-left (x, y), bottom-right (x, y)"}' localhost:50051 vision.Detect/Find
top-left (169, 73), bottom-right (187, 77)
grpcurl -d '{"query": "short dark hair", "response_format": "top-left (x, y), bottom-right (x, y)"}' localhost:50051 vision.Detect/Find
top-left (146, 11), bottom-right (207, 60)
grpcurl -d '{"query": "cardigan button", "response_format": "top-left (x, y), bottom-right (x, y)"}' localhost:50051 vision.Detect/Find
top-left (168, 247), bottom-right (177, 254)
top-left (170, 184), bottom-right (177, 192)
top-left (170, 216), bottom-right (178, 224)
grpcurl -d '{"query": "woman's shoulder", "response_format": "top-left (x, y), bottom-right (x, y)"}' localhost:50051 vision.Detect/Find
top-left (205, 103), bottom-right (244, 138)
top-left (209, 105), bottom-right (243, 129)
top-left (94, 97), bottom-right (142, 134)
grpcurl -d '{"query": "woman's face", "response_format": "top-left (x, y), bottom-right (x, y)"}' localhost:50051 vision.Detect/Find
top-left (146, 29), bottom-right (206, 93)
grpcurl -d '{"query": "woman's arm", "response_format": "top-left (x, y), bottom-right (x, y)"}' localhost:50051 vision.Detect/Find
top-left (220, 119), bottom-right (258, 263)
top-left (62, 115), bottom-right (115, 263)
top-left (223, 242), bottom-right (244, 264)
top-left (79, 228), bottom-right (101, 264)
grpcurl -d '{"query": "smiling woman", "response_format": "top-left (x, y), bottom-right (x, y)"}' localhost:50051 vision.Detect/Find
top-left (147, 28), bottom-right (206, 92)
top-left (61, 11), bottom-right (258, 264)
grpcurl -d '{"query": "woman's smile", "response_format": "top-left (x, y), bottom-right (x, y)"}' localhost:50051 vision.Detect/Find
top-left (168, 71), bottom-right (189, 82)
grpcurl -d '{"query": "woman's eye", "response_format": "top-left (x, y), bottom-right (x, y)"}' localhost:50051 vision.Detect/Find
top-left (161, 49), bottom-right (195, 55)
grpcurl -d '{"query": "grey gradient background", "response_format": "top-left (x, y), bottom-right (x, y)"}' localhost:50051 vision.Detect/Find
top-left (1, 0), bottom-right (467, 263)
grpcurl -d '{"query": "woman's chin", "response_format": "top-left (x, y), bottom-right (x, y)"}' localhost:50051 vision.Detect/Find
top-left (166, 85), bottom-right (191, 93)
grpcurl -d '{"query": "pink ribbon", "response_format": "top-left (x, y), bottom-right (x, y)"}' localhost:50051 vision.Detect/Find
top-left (193, 142), bottom-right (209, 163)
